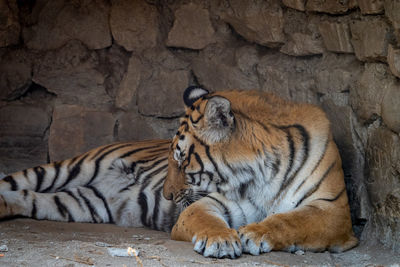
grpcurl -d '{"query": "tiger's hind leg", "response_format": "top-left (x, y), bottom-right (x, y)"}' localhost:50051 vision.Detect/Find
top-left (0, 186), bottom-right (114, 223)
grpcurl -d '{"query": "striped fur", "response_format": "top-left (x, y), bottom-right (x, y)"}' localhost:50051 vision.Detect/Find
top-left (0, 140), bottom-right (180, 231)
top-left (163, 88), bottom-right (358, 258)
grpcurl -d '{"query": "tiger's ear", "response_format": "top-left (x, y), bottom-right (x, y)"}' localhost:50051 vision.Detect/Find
top-left (183, 86), bottom-right (209, 107)
top-left (202, 96), bottom-right (235, 143)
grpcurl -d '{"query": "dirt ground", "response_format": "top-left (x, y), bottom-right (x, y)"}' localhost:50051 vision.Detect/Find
top-left (0, 219), bottom-right (399, 267)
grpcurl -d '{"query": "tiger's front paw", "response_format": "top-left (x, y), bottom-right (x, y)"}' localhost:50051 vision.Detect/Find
top-left (238, 223), bottom-right (272, 255)
top-left (192, 228), bottom-right (242, 259)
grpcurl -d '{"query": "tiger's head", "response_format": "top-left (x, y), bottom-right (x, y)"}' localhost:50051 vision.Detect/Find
top-left (163, 86), bottom-right (268, 205)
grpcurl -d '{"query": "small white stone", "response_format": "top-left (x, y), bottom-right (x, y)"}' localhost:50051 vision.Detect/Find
top-left (107, 247), bottom-right (140, 257)
top-left (95, 242), bottom-right (112, 247)
top-left (295, 249), bottom-right (305, 255)
top-left (0, 245), bottom-right (8, 252)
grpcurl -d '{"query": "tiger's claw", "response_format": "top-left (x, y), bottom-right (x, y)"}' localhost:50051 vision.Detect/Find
top-left (191, 229), bottom-right (242, 258)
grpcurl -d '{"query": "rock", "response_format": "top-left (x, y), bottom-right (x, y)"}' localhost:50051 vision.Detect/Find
top-left (382, 83), bottom-right (400, 133)
top-left (32, 40), bottom-right (111, 107)
top-left (384, 0), bottom-right (400, 41)
top-left (49, 105), bottom-right (115, 162)
top-left (387, 44), bottom-right (400, 78)
top-left (192, 45), bottom-right (260, 91)
top-left (295, 249), bottom-right (305, 255)
top-left (110, 0), bottom-right (158, 51)
top-left (306, 0), bottom-right (351, 14)
top-left (365, 127), bottom-right (400, 252)
top-left (322, 100), bottom-right (370, 232)
top-left (235, 45), bottom-right (259, 76)
top-left (23, 0), bottom-right (111, 50)
top-left (0, 104), bottom-right (50, 174)
top-left (166, 3), bottom-right (215, 50)
top-left (316, 53), bottom-right (362, 96)
top-left (319, 21), bottom-right (354, 53)
top-left (117, 112), bottom-right (159, 141)
top-left (350, 63), bottom-right (395, 121)
top-left (280, 32), bottom-right (324, 56)
top-left (0, 49), bottom-right (33, 100)
top-left (257, 53), bottom-right (320, 104)
top-left (358, 0), bottom-right (384, 14)
top-left (97, 44), bottom-right (130, 101)
top-left (0, 0), bottom-right (20, 47)
top-left (282, 0), bottom-right (306, 11)
top-left (137, 69), bottom-right (189, 117)
top-left (221, 0), bottom-right (284, 47)
top-left (350, 18), bottom-right (390, 62)
top-left (281, 11), bottom-right (324, 56)
top-left (0, 245), bottom-right (8, 252)
top-left (115, 55), bottom-right (142, 110)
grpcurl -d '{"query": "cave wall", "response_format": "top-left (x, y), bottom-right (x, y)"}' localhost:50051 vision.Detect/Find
top-left (0, 0), bottom-right (399, 252)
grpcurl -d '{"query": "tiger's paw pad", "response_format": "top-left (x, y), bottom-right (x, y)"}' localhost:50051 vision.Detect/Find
top-left (192, 229), bottom-right (242, 259)
top-left (238, 224), bottom-right (272, 255)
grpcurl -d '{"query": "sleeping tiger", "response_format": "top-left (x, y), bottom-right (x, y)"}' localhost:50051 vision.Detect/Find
top-left (163, 87), bottom-right (358, 258)
top-left (0, 86), bottom-right (358, 259)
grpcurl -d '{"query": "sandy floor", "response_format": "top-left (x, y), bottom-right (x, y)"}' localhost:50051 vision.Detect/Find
top-left (0, 219), bottom-right (399, 267)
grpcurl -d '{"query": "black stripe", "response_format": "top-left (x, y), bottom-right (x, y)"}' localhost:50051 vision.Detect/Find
top-left (90, 143), bottom-right (125, 160)
top-left (137, 169), bottom-right (155, 227)
top-left (190, 114), bottom-right (204, 124)
top-left (277, 125), bottom-right (310, 194)
top-left (23, 169), bottom-right (28, 179)
top-left (118, 159), bottom-right (167, 192)
top-left (295, 161), bottom-right (336, 208)
top-left (239, 182), bottom-right (248, 198)
top-left (86, 144), bottom-right (133, 185)
top-left (151, 186), bottom-right (163, 230)
top-left (87, 185), bottom-right (114, 224)
top-left (138, 192), bottom-right (149, 227)
top-left (42, 162), bottom-right (62, 193)
top-left (22, 189), bottom-right (28, 199)
top-left (316, 188), bottom-right (345, 202)
top-left (3, 176), bottom-right (17, 191)
top-left (34, 166), bottom-right (46, 192)
top-left (77, 189), bottom-right (99, 223)
top-left (206, 195), bottom-right (233, 227)
top-left (31, 198), bottom-right (37, 218)
top-left (151, 176), bottom-right (167, 190)
top-left (193, 135), bottom-right (227, 183)
top-left (120, 144), bottom-right (163, 159)
top-left (57, 154), bottom-right (89, 190)
top-left (62, 190), bottom-right (83, 210)
top-left (294, 138), bottom-right (329, 195)
top-left (54, 195), bottom-right (75, 222)
top-left (310, 137), bottom-right (329, 176)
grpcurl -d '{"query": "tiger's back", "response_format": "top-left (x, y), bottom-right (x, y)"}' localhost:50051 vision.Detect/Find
top-left (0, 139), bottom-right (178, 231)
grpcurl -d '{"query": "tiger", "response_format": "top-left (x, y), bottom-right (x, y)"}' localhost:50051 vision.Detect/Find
top-left (162, 86), bottom-right (358, 258)
top-left (0, 86), bottom-right (358, 259)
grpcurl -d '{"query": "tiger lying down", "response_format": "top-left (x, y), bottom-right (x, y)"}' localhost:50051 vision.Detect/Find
top-left (0, 87), bottom-right (358, 258)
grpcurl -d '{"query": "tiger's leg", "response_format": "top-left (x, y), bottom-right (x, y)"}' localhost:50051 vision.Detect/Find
top-left (0, 186), bottom-right (114, 223)
top-left (238, 196), bottom-right (358, 254)
top-left (171, 193), bottom-right (256, 258)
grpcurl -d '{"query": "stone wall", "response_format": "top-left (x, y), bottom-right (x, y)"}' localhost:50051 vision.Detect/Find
top-left (0, 0), bottom-right (399, 252)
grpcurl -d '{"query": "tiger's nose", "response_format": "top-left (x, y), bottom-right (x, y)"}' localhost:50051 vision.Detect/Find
top-left (163, 182), bottom-right (175, 200)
